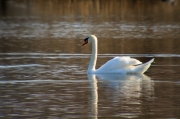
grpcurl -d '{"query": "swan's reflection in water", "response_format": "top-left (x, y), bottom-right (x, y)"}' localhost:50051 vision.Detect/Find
top-left (88, 74), bottom-right (154, 118)
top-left (88, 74), bottom-right (99, 119)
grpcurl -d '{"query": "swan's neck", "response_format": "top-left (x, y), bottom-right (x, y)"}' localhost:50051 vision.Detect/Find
top-left (88, 39), bottom-right (97, 73)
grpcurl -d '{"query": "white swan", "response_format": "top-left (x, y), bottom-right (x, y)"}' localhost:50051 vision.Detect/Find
top-left (82, 35), bottom-right (154, 74)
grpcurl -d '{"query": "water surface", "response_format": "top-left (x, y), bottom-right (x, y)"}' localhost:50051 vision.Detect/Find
top-left (0, 0), bottom-right (180, 118)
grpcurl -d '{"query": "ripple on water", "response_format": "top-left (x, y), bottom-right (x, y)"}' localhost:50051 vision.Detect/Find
top-left (0, 53), bottom-right (179, 80)
top-left (0, 20), bottom-right (180, 39)
top-left (1, 53), bottom-right (180, 59)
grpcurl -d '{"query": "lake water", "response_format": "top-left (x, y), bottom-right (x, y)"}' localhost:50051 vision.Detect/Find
top-left (1, 0), bottom-right (180, 118)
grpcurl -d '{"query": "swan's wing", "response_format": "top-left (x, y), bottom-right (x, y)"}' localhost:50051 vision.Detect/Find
top-left (98, 56), bottom-right (142, 70)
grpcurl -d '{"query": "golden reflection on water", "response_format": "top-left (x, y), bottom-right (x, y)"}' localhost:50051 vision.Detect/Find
top-left (1, 0), bottom-right (179, 22)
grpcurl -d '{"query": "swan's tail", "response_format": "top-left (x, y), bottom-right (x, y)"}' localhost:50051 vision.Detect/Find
top-left (131, 58), bottom-right (154, 74)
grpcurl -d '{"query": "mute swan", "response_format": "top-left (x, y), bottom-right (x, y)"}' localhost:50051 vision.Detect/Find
top-left (82, 35), bottom-right (154, 74)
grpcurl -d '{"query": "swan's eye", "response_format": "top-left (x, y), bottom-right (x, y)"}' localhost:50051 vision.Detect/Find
top-left (84, 37), bottom-right (89, 42)
top-left (82, 37), bottom-right (89, 46)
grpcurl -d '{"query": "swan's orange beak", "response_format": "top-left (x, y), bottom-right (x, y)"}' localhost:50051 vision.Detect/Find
top-left (82, 41), bottom-right (88, 46)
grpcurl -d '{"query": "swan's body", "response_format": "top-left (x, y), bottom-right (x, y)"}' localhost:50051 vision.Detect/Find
top-left (82, 35), bottom-right (154, 74)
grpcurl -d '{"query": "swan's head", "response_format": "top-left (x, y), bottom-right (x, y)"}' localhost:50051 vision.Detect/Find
top-left (82, 35), bottom-right (97, 46)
